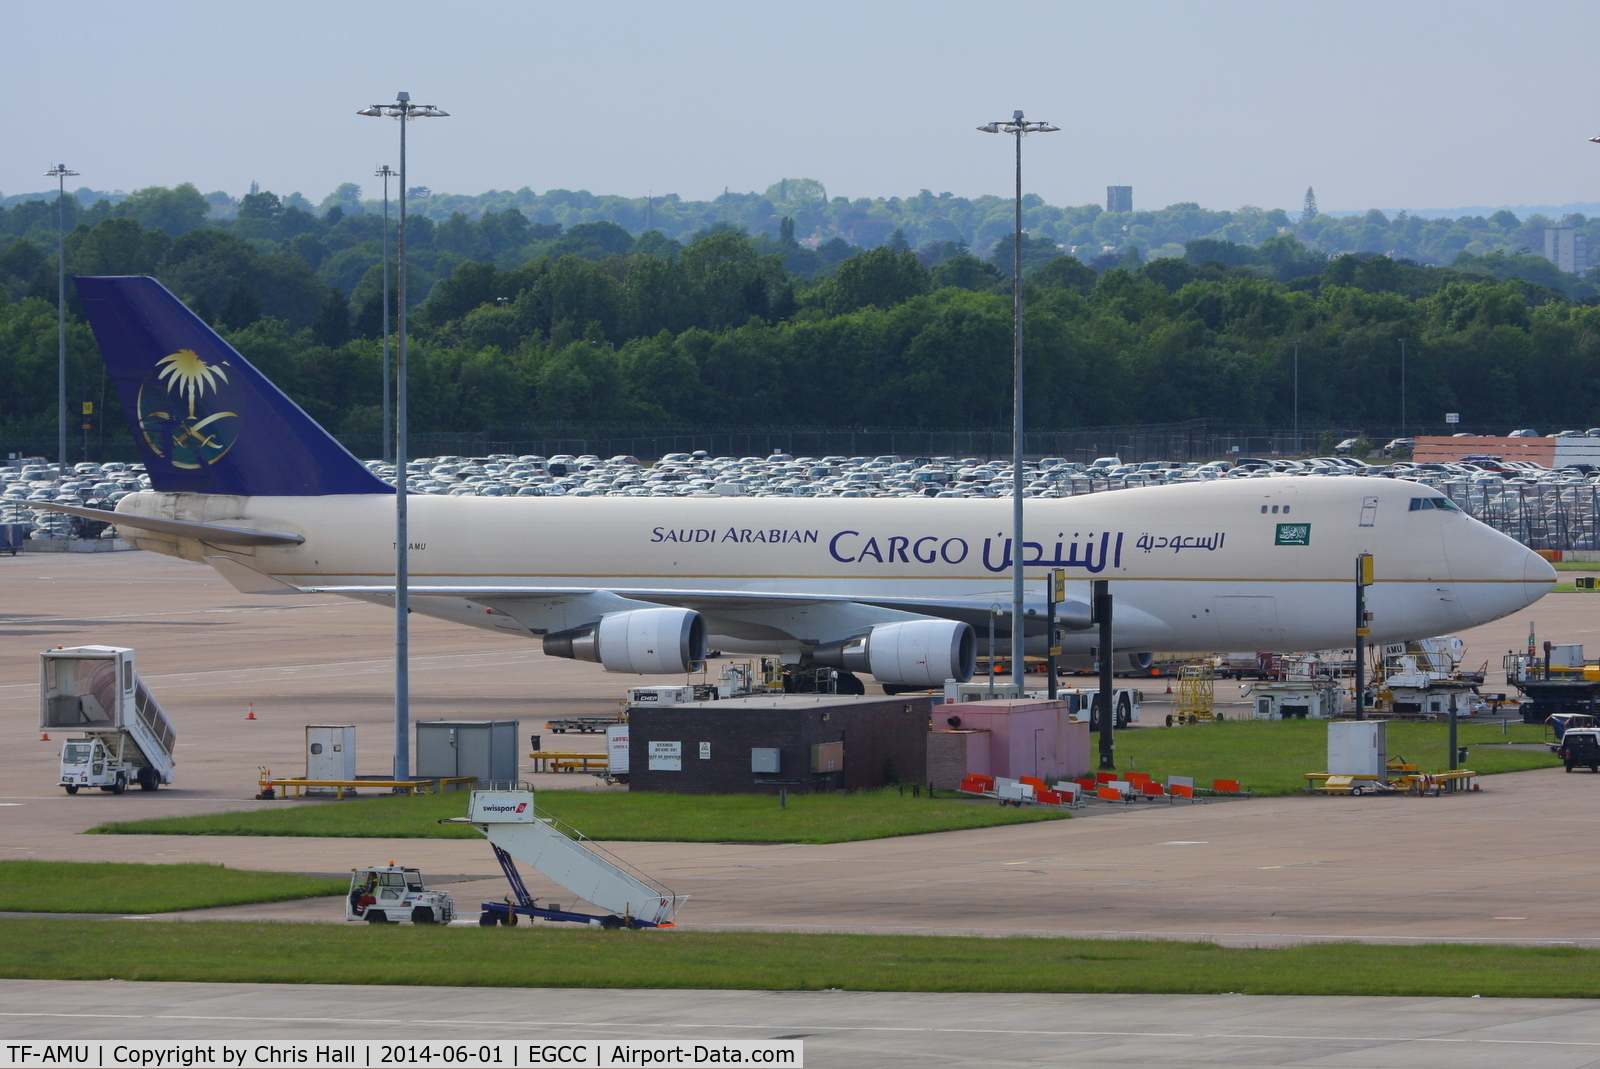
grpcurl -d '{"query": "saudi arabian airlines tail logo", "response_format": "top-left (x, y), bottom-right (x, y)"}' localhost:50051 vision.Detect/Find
top-left (136, 349), bottom-right (239, 469)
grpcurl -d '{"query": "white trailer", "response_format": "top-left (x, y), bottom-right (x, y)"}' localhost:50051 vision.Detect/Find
top-left (454, 790), bottom-right (684, 929)
top-left (41, 646), bottom-right (175, 794)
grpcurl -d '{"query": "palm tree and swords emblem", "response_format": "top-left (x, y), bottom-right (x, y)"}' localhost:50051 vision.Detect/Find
top-left (136, 349), bottom-right (239, 469)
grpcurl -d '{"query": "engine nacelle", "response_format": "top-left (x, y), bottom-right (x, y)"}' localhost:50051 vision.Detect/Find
top-left (814, 620), bottom-right (977, 687)
top-left (542, 607), bottom-right (707, 675)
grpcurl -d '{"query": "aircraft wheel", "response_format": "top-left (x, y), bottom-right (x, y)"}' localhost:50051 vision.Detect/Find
top-left (411, 906), bottom-right (437, 924)
top-left (478, 912), bottom-right (498, 927)
top-left (365, 910), bottom-right (389, 924)
top-left (64, 785), bottom-right (78, 795)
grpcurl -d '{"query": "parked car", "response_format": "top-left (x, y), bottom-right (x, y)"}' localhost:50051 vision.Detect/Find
top-left (1508, 429), bottom-right (1540, 438)
top-left (1335, 438), bottom-right (1361, 455)
top-left (1381, 437), bottom-right (1415, 456)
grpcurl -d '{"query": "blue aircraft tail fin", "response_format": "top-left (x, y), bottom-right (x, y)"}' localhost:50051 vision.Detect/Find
top-left (74, 276), bottom-right (390, 496)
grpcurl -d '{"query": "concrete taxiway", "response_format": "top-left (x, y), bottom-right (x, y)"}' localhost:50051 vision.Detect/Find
top-left (2, 551), bottom-right (1599, 949)
top-left (4, 980), bottom-right (1600, 1068)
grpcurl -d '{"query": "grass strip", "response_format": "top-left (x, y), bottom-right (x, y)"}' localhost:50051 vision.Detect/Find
top-left (0, 919), bottom-right (1594, 997)
top-left (88, 788), bottom-right (1068, 843)
top-left (0, 862), bottom-right (347, 914)
top-left (1113, 719), bottom-right (1559, 796)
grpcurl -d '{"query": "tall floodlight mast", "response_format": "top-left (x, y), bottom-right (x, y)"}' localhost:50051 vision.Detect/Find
top-left (358, 93), bottom-right (448, 782)
top-left (375, 164), bottom-right (398, 465)
top-left (46, 164), bottom-right (79, 474)
top-left (978, 111), bottom-right (1058, 688)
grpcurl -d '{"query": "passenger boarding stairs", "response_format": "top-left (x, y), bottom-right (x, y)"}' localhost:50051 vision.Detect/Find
top-left (452, 790), bottom-right (684, 928)
top-left (40, 645), bottom-right (176, 784)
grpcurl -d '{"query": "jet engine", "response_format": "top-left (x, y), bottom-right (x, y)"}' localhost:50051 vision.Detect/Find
top-left (542, 607), bottom-right (707, 675)
top-left (814, 620), bottom-right (977, 687)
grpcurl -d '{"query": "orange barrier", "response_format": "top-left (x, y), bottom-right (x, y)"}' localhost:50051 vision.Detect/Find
top-left (1169, 783), bottom-right (1194, 798)
top-left (1213, 779), bottom-right (1242, 793)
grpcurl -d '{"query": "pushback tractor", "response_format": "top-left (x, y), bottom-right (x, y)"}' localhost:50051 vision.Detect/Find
top-left (41, 646), bottom-right (175, 794)
top-left (344, 864), bottom-right (456, 925)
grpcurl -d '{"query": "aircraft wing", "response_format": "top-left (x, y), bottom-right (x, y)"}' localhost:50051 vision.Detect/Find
top-left (28, 501), bottom-right (305, 547)
top-left (203, 557), bottom-right (1092, 632)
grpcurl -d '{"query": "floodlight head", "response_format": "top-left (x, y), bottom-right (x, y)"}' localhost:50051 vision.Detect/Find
top-left (977, 123), bottom-right (1000, 133)
top-left (1591, 136), bottom-right (1600, 144)
top-left (1013, 110), bottom-right (1024, 120)
top-left (358, 106), bottom-right (383, 117)
top-left (398, 91), bottom-right (410, 102)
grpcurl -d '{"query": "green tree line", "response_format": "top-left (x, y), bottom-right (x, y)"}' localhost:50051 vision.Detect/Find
top-left (5, 187), bottom-right (1600, 445)
top-left (12, 178), bottom-right (1600, 279)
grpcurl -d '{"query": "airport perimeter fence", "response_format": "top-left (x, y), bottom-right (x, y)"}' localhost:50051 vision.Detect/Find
top-left (3, 420), bottom-right (1489, 469)
top-left (329, 420), bottom-right (1472, 466)
top-left (1436, 481), bottom-right (1600, 552)
top-left (23, 420), bottom-right (1595, 548)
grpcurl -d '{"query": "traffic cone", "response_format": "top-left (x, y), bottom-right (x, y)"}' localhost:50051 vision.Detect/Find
top-left (246, 702), bottom-right (256, 720)
top-left (1165, 682), bottom-right (1173, 694)
top-left (40, 732), bottom-right (49, 741)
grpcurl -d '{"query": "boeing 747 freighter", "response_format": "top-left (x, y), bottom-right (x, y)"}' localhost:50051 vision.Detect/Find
top-left (34, 277), bottom-right (1555, 688)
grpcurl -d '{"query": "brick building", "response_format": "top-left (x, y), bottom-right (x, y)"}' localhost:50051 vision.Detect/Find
top-left (627, 694), bottom-right (931, 793)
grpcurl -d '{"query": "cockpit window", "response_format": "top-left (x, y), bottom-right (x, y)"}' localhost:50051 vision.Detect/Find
top-left (1411, 496), bottom-right (1462, 512)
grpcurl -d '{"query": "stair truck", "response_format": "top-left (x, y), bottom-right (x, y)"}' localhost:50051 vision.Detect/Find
top-left (41, 645), bottom-right (176, 794)
top-left (446, 790), bottom-right (685, 929)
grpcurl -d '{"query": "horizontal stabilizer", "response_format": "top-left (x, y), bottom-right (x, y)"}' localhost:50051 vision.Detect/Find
top-left (29, 500), bottom-right (304, 547)
top-left (204, 555), bottom-right (308, 594)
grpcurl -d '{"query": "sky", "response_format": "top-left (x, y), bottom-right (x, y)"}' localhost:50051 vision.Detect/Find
top-left (5, 0), bottom-right (1600, 216)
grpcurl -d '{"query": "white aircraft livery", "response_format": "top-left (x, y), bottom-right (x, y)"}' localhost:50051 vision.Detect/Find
top-left (38, 276), bottom-right (1555, 689)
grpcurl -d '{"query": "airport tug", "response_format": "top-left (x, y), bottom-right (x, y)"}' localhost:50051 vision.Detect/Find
top-left (345, 864), bottom-right (455, 925)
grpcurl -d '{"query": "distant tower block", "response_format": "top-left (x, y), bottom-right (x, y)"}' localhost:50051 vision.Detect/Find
top-left (1106, 186), bottom-right (1132, 213)
top-left (1544, 222), bottom-right (1588, 275)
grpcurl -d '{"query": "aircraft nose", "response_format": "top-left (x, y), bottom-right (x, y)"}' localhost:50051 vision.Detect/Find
top-left (1525, 548), bottom-right (1558, 600)
top-left (1444, 520), bottom-right (1554, 626)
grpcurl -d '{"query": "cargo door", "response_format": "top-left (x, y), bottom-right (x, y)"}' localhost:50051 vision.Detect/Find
top-left (1213, 596), bottom-right (1283, 646)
